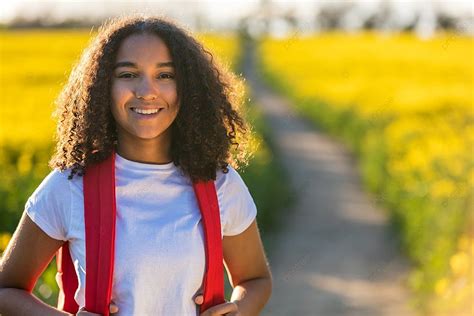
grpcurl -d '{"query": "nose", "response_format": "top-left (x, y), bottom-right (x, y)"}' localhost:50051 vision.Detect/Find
top-left (135, 76), bottom-right (158, 100)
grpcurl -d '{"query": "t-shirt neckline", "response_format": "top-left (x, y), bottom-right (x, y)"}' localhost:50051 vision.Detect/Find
top-left (115, 152), bottom-right (176, 171)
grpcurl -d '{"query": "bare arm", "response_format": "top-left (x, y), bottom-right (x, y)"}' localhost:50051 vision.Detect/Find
top-left (223, 219), bottom-right (273, 315)
top-left (0, 211), bottom-right (71, 316)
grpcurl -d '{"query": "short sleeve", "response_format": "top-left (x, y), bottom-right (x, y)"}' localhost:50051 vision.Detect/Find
top-left (217, 167), bottom-right (257, 237)
top-left (24, 168), bottom-right (71, 241)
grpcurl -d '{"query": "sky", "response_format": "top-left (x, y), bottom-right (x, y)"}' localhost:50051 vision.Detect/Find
top-left (1, 0), bottom-right (472, 31)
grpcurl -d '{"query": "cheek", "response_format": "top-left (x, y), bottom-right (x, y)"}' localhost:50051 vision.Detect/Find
top-left (162, 84), bottom-right (179, 105)
top-left (109, 83), bottom-right (127, 121)
top-left (110, 82), bottom-right (125, 105)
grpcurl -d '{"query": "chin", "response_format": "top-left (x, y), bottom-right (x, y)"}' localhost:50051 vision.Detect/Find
top-left (136, 133), bottom-right (165, 140)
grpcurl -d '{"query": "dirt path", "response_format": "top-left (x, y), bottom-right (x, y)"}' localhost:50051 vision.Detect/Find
top-left (242, 39), bottom-right (417, 316)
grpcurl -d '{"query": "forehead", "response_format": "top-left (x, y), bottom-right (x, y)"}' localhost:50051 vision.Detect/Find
top-left (115, 33), bottom-right (172, 62)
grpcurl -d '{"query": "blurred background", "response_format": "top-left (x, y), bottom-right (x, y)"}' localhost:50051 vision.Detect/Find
top-left (0, 1), bottom-right (472, 315)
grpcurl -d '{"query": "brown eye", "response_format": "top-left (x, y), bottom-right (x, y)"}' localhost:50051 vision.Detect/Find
top-left (118, 73), bottom-right (136, 78)
top-left (159, 73), bottom-right (174, 80)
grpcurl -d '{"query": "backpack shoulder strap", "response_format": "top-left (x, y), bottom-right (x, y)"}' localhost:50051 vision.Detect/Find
top-left (56, 153), bottom-right (116, 315)
top-left (83, 152), bottom-right (117, 316)
top-left (57, 154), bottom-right (116, 315)
top-left (192, 180), bottom-right (226, 313)
top-left (56, 241), bottom-right (79, 313)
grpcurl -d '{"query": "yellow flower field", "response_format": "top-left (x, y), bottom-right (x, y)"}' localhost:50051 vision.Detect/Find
top-left (261, 32), bottom-right (472, 116)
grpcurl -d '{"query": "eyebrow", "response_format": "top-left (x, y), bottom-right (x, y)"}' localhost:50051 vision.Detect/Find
top-left (113, 61), bottom-right (175, 70)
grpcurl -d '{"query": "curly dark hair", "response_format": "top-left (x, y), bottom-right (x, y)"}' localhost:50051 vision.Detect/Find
top-left (49, 14), bottom-right (254, 182)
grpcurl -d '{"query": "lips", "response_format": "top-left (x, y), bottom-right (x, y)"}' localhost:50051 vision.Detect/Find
top-left (130, 106), bottom-right (165, 111)
top-left (129, 106), bottom-right (166, 116)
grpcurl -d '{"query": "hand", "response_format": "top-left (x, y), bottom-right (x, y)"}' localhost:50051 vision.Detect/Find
top-left (75, 301), bottom-right (119, 315)
top-left (193, 293), bottom-right (241, 316)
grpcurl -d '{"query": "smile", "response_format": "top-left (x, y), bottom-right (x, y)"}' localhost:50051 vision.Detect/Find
top-left (130, 107), bottom-right (163, 119)
top-left (131, 107), bottom-right (163, 115)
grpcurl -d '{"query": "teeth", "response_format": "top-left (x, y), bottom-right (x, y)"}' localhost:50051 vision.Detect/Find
top-left (132, 108), bottom-right (160, 115)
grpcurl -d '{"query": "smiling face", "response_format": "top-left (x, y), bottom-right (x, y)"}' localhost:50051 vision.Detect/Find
top-left (110, 33), bottom-right (179, 152)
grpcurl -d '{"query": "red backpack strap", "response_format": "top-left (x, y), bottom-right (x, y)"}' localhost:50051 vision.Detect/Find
top-left (192, 180), bottom-right (226, 313)
top-left (83, 152), bottom-right (117, 316)
top-left (56, 242), bottom-right (79, 313)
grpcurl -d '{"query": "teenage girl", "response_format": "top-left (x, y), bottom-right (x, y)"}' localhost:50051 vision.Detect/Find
top-left (0, 14), bottom-right (272, 315)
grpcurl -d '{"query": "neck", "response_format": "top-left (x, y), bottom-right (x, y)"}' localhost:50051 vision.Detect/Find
top-left (116, 134), bottom-right (172, 165)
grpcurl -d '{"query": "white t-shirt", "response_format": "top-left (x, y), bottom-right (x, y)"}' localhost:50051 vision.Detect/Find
top-left (25, 152), bottom-right (257, 315)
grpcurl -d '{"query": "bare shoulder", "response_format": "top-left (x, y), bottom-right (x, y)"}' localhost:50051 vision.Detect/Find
top-left (0, 211), bottom-right (64, 291)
